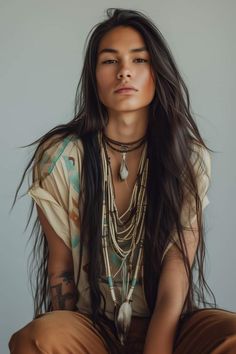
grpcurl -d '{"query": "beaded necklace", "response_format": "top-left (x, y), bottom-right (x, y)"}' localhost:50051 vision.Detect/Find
top-left (100, 132), bottom-right (148, 345)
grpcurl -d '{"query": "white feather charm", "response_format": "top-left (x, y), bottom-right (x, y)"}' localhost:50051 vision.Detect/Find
top-left (115, 301), bottom-right (133, 345)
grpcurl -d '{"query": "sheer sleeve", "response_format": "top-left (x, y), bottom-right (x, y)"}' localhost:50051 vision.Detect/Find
top-left (27, 135), bottom-right (75, 249)
top-left (161, 144), bottom-right (211, 263)
top-left (180, 143), bottom-right (211, 227)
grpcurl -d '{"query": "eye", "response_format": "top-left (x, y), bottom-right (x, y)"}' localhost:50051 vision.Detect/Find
top-left (102, 59), bottom-right (117, 64)
top-left (101, 58), bottom-right (149, 64)
top-left (134, 58), bottom-right (149, 63)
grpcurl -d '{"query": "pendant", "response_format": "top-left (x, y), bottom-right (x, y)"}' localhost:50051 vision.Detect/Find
top-left (114, 300), bottom-right (132, 345)
top-left (119, 152), bottom-right (129, 181)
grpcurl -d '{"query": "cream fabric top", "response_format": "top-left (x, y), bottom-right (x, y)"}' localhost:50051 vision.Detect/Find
top-left (27, 132), bottom-right (211, 320)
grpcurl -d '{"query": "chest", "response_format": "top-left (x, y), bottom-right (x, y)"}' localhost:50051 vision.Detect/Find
top-left (109, 154), bottom-right (142, 218)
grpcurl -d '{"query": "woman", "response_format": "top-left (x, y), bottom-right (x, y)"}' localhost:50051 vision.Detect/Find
top-left (9, 8), bottom-right (236, 354)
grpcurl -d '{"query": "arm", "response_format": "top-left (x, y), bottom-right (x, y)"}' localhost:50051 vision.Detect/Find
top-left (36, 205), bottom-right (78, 311)
top-left (143, 218), bottom-right (199, 354)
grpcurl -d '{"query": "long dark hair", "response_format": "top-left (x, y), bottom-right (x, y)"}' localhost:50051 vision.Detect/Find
top-left (11, 7), bottom-right (216, 353)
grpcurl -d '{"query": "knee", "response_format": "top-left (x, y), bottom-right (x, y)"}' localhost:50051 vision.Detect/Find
top-left (220, 313), bottom-right (236, 336)
top-left (8, 314), bottom-right (60, 353)
top-left (202, 309), bottom-right (236, 337)
top-left (9, 324), bottom-right (37, 353)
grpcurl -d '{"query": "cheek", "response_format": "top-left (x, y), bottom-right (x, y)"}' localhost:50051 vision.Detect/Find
top-left (145, 70), bottom-right (155, 90)
top-left (96, 68), bottom-right (112, 94)
top-left (96, 70), bottom-right (114, 106)
top-left (140, 74), bottom-right (156, 101)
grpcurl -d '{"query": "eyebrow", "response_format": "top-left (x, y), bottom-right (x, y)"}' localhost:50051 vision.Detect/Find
top-left (98, 46), bottom-right (148, 55)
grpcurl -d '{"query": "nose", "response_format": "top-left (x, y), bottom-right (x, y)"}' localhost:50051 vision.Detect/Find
top-left (117, 68), bottom-right (132, 80)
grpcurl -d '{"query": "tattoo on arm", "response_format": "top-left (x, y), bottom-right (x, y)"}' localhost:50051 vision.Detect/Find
top-left (59, 271), bottom-right (74, 285)
top-left (49, 270), bottom-right (78, 310)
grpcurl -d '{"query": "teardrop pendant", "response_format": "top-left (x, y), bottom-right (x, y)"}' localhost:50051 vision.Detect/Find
top-left (119, 152), bottom-right (129, 181)
top-left (115, 300), bottom-right (132, 345)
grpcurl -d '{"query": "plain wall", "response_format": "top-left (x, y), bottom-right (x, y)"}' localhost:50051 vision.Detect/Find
top-left (1, 0), bottom-right (235, 352)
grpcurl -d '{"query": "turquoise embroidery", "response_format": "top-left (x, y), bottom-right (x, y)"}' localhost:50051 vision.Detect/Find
top-left (63, 156), bottom-right (80, 194)
top-left (71, 234), bottom-right (80, 248)
top-left (47, 136), bottom-right (74, 175)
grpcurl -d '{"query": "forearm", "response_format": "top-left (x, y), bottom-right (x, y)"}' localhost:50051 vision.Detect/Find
top-left (143, 220), bottom-right (198, 353)
top-left (143, 299), bottom-right (182, 354)
top-left (49, 269), bottom-right (79, 311)
top-left (143, 257), bottom-right (189, 354)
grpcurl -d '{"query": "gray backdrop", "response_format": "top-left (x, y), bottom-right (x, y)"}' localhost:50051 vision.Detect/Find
top-left (1, 0), bottom-right (235, 352)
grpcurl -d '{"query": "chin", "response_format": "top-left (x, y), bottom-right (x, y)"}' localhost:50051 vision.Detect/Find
top-left (110, 102), bottom-right (147, 111)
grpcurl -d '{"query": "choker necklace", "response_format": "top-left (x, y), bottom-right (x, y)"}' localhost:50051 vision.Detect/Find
top-left (102, 133), bottom-right (147, 181)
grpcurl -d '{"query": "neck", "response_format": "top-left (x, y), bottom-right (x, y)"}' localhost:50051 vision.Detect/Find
top-left (103, 109), bottom-right (148, 143)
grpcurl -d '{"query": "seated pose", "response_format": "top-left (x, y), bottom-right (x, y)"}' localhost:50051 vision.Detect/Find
top-left (9, 8), bottom-right (236, 354)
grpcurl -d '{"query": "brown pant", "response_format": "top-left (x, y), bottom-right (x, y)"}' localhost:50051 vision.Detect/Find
top-left (9, 308), bottom-right (236, 354)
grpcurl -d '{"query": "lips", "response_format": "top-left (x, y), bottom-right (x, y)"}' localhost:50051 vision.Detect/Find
top-left (114, 85), bottom-right (138, 93)
top-left (115, 88), bottom-right (137, 93)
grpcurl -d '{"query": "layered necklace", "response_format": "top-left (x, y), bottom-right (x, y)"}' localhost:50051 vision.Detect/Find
top-left (100, 131), bottom-right (148, 345)
top-left (102, 133), bottom-right (147, 181)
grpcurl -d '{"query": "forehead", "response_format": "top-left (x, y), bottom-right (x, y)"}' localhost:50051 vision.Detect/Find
top-left (97, 26), bottom-right (147, 53)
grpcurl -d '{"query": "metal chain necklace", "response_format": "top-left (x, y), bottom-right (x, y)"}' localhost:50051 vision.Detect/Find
top-left (102, 132), bottom-right (147, 181)
top-left (100, 131), bottom-right (148, 345)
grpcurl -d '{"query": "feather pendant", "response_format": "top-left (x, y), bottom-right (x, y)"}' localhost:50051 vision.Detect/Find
top-left (115, 300), bottom-right (132, 345)
top-left (119, 152), bottom-right (129, 181)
